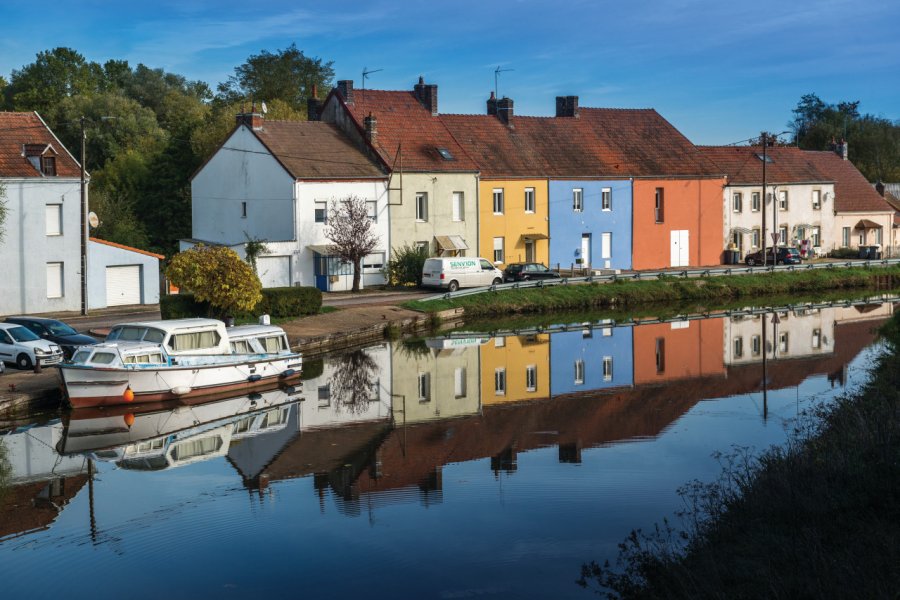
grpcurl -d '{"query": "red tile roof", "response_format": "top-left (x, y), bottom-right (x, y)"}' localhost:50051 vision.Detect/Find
top-left (333, 89), bottom-right (480, 173)
top-left (90, 237), bottom-right (165, 259)
top-left (803, 151), bottom-right (894, 213)
top-left (251, 120), bottom-right (385, 179)
top-left (0, 112), bottom-right (81, 178)
top-left (697, 145), bottom-right (831, 185)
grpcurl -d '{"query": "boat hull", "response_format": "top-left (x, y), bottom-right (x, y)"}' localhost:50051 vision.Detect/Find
top-left (60, 354), bottom-right (302, 409)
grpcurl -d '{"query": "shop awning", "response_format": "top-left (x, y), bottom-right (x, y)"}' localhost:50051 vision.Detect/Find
top-left (519, 232), bottom-right (549, 241)
top-left (854, 219), bottom-right (882, 230)
top-left (435, 235), bottom-right (469, 251)
top-left (729, 227), bottom-right (753, 235)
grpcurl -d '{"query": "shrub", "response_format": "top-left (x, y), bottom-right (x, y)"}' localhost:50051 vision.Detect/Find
top-left (165, 245), bottom-right (262, 317)
top-left (160, 293), bottom-right (209, 319)
top-left (160, 286), bottom-right (321, 320)
top-left (387, 243), bottom-right (428, 286)
top-left (830, 247), bottom-right (861, 259)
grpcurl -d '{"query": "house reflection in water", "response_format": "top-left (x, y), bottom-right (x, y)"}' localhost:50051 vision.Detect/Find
top-left (549, 321), bottom-right (632, 397)
top-left (633, 318), bottom-right (725, 385)
top-left (481, 333), bottom-right (551, 405)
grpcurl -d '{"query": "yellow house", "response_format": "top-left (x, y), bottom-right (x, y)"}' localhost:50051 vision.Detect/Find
top-left (480, 334), bottom-right (551, 406)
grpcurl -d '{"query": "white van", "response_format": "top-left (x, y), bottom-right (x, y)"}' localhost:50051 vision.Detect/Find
top-left (421, 257), bottom-right (504, 291)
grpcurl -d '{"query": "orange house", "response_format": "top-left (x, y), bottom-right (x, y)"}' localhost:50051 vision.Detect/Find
top-left (632, 178), bottom-right (725, 270)
top-left (632, 318), bottom-right (725, 385)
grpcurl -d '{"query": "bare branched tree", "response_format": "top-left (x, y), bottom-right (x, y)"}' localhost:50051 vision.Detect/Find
top-left (328, 349), bottom-right (380, 415)
top-left (324, 195), bottom-right (380, 292)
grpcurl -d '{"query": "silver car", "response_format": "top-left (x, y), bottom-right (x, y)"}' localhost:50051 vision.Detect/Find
top-left (0, 322), bottom-right (64, 369)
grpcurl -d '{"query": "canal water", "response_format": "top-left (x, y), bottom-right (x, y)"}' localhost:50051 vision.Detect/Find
top-left (0, 301), bottom-right (893, 599)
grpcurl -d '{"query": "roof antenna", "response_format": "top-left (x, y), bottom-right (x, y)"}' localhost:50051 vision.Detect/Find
top-left (494, 66), bottom-right (514, 99)
top-left (362, 67), bottom-right (383, 90)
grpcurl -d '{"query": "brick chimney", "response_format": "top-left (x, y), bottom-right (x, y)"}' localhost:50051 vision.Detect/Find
top-left (876, 181), bottom-right (886, 197)
top-left (486, 91), bottom-right (498, 116)
top-left (555, 95), bottom-right (579, 118)
top-left (497, 97), bottom-right (514, 126)
top-left (832, 137), bottom-right (848, 160)
top-left (337, 80), bottom-right (354, 104)
top-left (307, 84), bottom-right (322, 121)
top-left (839, 138), bottom-right (848, 160)
top-left (413, 76), bottom-right (438, 115)
top-left (236, 111), bottom-right (264, 130)
top-left (364, 113), bottom-right (378, 145)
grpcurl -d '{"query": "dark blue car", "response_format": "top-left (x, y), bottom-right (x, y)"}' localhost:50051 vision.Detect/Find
top-left (744, 247), bottom-right (802, 266)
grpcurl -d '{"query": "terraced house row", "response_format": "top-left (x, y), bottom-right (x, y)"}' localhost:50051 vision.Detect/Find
top-left (188, 78), bottom-right (894, 291)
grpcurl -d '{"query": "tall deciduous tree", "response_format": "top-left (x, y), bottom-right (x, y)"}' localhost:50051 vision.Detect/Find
top-left (5, 47), bottom-right (104, 113)
top-left (216, 43), bottom-right (334, 111)
top-left (165, 246), bottom-right (262, 317)
top-left (324, 196), bottom-right (380, 292)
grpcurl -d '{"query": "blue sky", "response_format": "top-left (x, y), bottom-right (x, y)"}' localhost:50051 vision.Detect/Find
top-left (2, 0), bottom-right (898, 144)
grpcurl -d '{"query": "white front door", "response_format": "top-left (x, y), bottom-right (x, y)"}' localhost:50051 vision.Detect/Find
top-left (581, 234), bottom-right (591, 269)
top-left (670, 230), bottom-right (689, 267)
top-left (600, 232), bottom-right (612, 269)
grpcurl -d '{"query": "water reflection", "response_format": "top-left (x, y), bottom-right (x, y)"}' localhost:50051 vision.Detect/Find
top-left (0, 300), bottom-right (894, 597)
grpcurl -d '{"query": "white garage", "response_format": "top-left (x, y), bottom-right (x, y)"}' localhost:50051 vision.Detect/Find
top-left (257, 255), bottom-right (292, 288)
top-left (88, 238), bottom-right (163, 310)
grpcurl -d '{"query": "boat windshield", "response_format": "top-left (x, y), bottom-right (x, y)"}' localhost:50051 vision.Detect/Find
top-left (90, 352), bottom-right (118, 365)
top-left (260, 335), bottom-right (288, 353)
top-left (72, 350), bottom-right (92, 364)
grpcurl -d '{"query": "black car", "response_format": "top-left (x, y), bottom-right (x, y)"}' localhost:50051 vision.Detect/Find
top-left (744, 246), bottom-right (802, 266)
top-left (4, 316), bottom-right (99, 359)
top-left (503, 262), bottom-right (562, 282)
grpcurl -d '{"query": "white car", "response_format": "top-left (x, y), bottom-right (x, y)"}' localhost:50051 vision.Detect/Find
top-left (421, 257), bottom-right (504, 292)
top-left (0, 322), bottom-right (64, 369)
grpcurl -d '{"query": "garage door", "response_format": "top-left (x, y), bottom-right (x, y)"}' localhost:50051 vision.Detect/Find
top-left (257, 256), bottom-right (291, 288)
top-left (106, 265), bottom-right (142, 306)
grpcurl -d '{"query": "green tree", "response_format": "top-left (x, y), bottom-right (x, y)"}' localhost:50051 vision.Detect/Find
top-left (165, 245), bottom-right (263, 317)
top-left (216, 43), bottom-right (334, 111)
top-left (190, 98), bottom-right (305, 161)
top-left (5, 47), bottom-right (104, 113)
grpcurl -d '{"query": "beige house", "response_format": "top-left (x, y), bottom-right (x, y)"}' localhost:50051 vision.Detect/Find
top-left (319, 79), bottom-right (480, 258)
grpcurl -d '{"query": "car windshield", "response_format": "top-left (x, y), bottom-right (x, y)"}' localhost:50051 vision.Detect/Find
top-left (7, 326), bottom-right (40, 342)
top-left (46, 321), bottom-right (77, 336)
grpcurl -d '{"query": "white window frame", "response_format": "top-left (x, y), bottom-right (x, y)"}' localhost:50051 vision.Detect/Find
top-left (46, 262), bottom-right (64, 299)
top-left (602, 356), bottom-right (613, 382)
top-left (494, 368), bottom-right (506, 396)
top-left (493, 188), bottom-right (504, 215)
top-left (493, 237), bottom-right (504, 264)
top-left (45, 204), bottom-right (62, 236)
top-left (751, 228), bottom-right (761, 249)
top-left (314, 201), bottom-right (327, 223)
top-left (572, 188), bottom-right (583, 212)
top-left (751, 192), bottom-right (761, 212)
top-left (452, 191), bottom-right (464, 222)
top-left (525, 365), bottom-right (537, 392)
top-left (812, 189), bottom-right (821, 210)
top-left (732, 192), bottom-right (742, 213)
top-left (842, 227), bottom-right (850, 247)
top-left (574, 360), bottom-right (584, 385)
top-left (416, 192), bottom-right (428, 222)
top-left (367, 200), bottom-right (377, 222)
top-left (751, 334), bottom-right (761, 356)
top-left (418, 372), bottom-right (431, 402)
top-left (454, 367), bottom-right (467, 398)
top-left (779, 190), bottom-right (788, 210)
top-left (779, 226), bottom-right (788, 245)
top-left (601, 188), bottom-right (612, 211)
top-left (524, 187), bottom-right (535, 213)
top-left (733, 336), bottom-right (743, 358)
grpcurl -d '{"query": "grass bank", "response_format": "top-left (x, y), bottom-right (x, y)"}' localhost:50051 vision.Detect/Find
top-left (406, 266), bottom-right (900, 317)
top-left (578, 313), bottom-right (900, 599)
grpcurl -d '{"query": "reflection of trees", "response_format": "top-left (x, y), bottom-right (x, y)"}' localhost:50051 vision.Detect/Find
top-left (329, 350), bottom-right (380, 415)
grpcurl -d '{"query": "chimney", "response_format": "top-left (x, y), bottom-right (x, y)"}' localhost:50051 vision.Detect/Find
top-left (364, 112), bottom-right (378, 145)
top-left (236, 111), bottom-right (264, 130)
top-left (486, 91), bottom-right (498, 116)
top-left (307, 84), bottom-right (322, 121)
top-left (413, 76), bottom-right (438, 115)
top-left (337, 80), bottom-right (354, 104)
top-left (555, 95), bottom-right (579, 118)
top-left (497, 97), bottom-right (514, 126)
top-left (840, 138), bottom-right (848, 160)
top-left (876, 181), bottom-right (886, 197)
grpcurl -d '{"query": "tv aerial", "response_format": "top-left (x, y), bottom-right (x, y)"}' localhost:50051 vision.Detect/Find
top-left (362, 67), bottom-right (383, 90)
top-left (494, 66), bottom-right (514, 99)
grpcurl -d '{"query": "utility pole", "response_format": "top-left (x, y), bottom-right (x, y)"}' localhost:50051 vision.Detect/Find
top-left (761, 131), bottom-right (768, 267)
top-left (80, 116), bottom-right (88, 316)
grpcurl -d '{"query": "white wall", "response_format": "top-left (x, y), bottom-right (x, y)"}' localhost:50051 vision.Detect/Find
top-left (723, 308), bottom-right (835, 366)
top-left (0, 178), bottom-right (83, 316)
top-left (87, 241), bottom-right (161, 309)
top-left (191, 126), bottom-right (296, 245)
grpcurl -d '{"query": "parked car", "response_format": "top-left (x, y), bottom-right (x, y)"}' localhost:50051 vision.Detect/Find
top-left (0, 323), bottom-right (64, 369)
top-left (421, 257), bottom-right (504, 292)
top-left (744, 247), bottom-right (802, 266)
top-left (5, 316), bottom-right (99, 359)
top-left (503, 262), bottom-right (562, 282)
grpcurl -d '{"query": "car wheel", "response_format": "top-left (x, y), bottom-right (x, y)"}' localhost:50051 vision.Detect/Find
top-left (746, 257), bottom-right (756, 266)
top-left (16, 353), bottom-right (33, 370)
top-left (448, 280), bottom-right (459, 292)
top-left (777, 259), bottom-right (784, 265)
top-left (492, 277), bottom-right (502, 286)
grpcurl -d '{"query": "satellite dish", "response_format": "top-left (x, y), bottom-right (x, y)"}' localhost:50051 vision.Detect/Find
top-left (88, 212), bottom-right (100, 229)
top-left (260, 101), bottom-right (268, 115)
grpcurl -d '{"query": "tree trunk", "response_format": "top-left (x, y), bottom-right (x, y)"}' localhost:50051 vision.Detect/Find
top-left (353, 258), bottom-right (362, 292)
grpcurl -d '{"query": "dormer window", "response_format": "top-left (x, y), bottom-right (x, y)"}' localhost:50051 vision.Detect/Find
top-left (41, 156), bottom-right (56, 176)
top-left (23, 143), bottom-right (59, 176)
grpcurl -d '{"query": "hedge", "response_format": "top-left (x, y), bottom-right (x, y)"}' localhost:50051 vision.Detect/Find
top-left (161, 286), bottom-right (322, 320)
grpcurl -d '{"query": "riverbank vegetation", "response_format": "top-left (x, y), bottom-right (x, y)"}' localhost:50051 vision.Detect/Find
top-left (576, 312), bottom-right (900, 598)
top-left (407, 266), bottom-right (900, 317)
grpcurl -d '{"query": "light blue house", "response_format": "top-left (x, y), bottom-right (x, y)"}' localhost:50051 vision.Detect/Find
top-left (550, 325), bottom-right (634, 397)
top-left (548, 179), bottom-right (632, 271)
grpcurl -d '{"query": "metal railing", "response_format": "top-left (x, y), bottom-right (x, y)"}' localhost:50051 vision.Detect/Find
top-left (418, 258), bottom-right (900, 302)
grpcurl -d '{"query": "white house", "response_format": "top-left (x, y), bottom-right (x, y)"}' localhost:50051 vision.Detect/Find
top-left (187, 112), bottom-right (390, 292)
top-left (700, 146), bottom-right (836, 259)
top-left (0, 112), bottom-right (163, 316)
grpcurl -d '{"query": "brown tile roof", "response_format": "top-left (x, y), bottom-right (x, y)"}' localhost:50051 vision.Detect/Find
top-left (0, 112), bottom-right (81, 178)
top-left (90, 237), bottom-right (165, 259)
top-left (334, 89), bottom-right (480, 173)
top-left (250, 120), bottom-right (385, 179)
top-left (804, 151), bottom-right (894, 213)
top-left (698, 145), bottom-right (831, 185)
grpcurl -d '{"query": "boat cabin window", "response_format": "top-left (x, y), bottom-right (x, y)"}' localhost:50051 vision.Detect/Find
top-left (144, 329), bottom-right (165, 343)
top-left (167, 330), bottom-right (221, 352)
top-left (72, 350), bottom-right (92, 364)
top-left (171, 436), bottom-right (223, 461)
top-left (230, 340), bottom-right (253, 354)
top-left (90, 352), bottom-right (118, 364)
top-left (123, 353), bottom-right (165, 364)
top-left (260, 408), bottom-right (290, 429)
top-left (108, 326), bottom-right (165, 343)
top-left (261, 335), bottom-right (288, 353)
